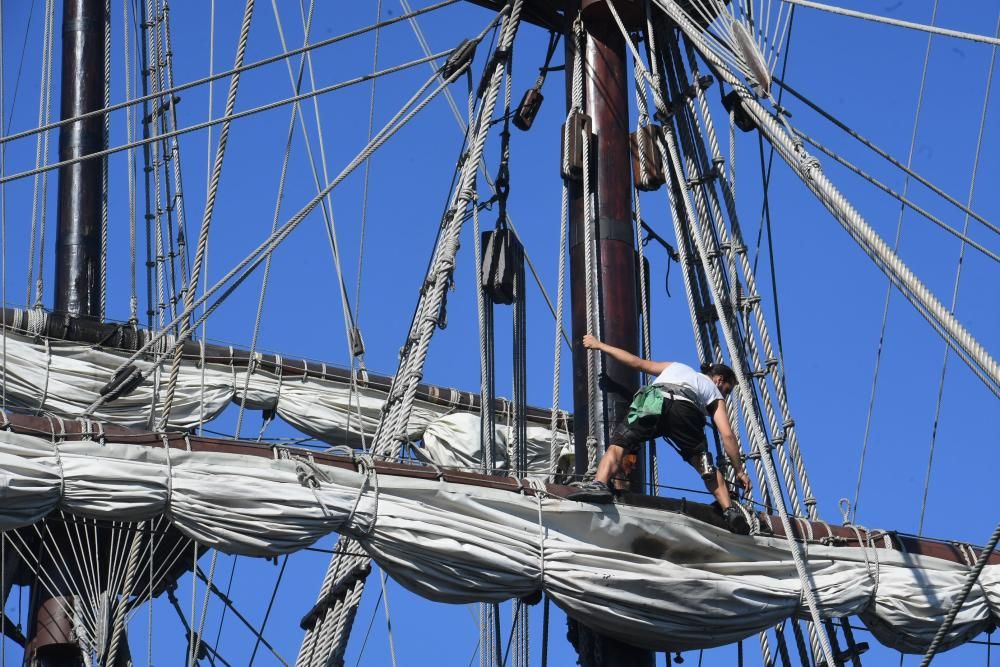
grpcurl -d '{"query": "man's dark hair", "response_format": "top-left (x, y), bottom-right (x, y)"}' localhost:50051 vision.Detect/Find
top-left (700, 362), bottom-right (737, 385)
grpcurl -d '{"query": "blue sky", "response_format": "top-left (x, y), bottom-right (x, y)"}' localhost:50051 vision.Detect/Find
top-left (0, 0), bottom-right (998, 665)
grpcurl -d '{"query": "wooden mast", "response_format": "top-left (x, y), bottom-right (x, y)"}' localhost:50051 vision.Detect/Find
top-left (567, 1), bottom-right (653, 665)
top-left (30, 0), bottom-right (108, 663)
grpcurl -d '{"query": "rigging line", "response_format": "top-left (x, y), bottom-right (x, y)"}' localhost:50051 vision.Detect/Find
top-left (747, 6), bottom-right (793, 268)
top-left (352, 585), bottom-right (385, 667)
top-left (919, 521), bottom-right (1000, 666)
top-left (211, 555), bottom-right (239, 651)
top-left (0, 0), bottom-right (461, 150)
top-left (853, 0), bottom-right (938, 523)
top-left (164, 581), bottom-right (233, 667)
top-left (918, 12), bottom-right (999, 538)
top-left (158, 0), bottom-right (193, 293)
top-left (286, 5), bottom-right (361, 354)
top-left (193, 549), bottom-right (219, 667)
top-left (234, 0), bottom-right (317, 441)
top-left (1, 0), bottom-right (5, 415)
top-left (80, 61), bottom-right (466, 419)
top-left (748, 3), bottom-right (794, 378)
top-left (164, 0), bottom-right (257, 421)
top-left (0, 49), bottom-right (454, 187)
top-left (347, 0), bottom-right (384, 451)
top-left (199, 0), bottom-right (216, 436)
top-left (2, 0), bottom-right (35, 135)
top-left (355, 0), bottom-right (383, 332)
top-left (772, 76), bottom-right (1000, 238)
top-left (193, 565), bottom-right (292, 666)
top-left (795, 130), bottom-right (1000, 264)
top-left (124, 0), bottom-right (139, 324)
top-left (755, 135), bottom-right (788, 401)
top-left (276, 0), bottom-right (364, 395)
top-left (378, 569), bottom-right (398, 667)
top-left (781, 0), bottom-right (1000, 48)
top-left (399, 2), bottom-right (571, 348)
top-left (247, 554), bottom-right (287, 666)
top-left (25, 0), bottom-right (54, 309)
top-left (100, 0), bottom-right (109, 321)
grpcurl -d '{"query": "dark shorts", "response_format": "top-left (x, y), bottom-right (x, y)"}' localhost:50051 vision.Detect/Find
top-left (610, 391), bottom-right (709, 462)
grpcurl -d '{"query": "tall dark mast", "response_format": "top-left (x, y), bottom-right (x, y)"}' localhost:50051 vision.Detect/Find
top-left (54, 0), bottom-right (106, 318)
top-left (28, 0), bottom-right (109, 664)
top-left (567, 1), bottom-right (653, 665)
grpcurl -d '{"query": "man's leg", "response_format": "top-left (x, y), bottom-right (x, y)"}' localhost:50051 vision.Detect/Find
top-left (702, 468), bottom-right (734, 510)
top-left (704, 469), bottom-right (750, 535)
top-left (594, 444), bottom-right (626, 485)
top-left (566, 444), bottom-right (629, 502)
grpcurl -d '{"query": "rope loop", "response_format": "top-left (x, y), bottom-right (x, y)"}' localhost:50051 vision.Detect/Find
top-left (161, 434), bottom-right (173, 517)
top-left (346, 453), bottom-right (379, 536)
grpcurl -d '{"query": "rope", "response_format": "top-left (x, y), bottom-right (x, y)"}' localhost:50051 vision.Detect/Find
top-left (370, 3), bottom-right (522, 457)
top-left (661, 0), bottom-right (1000, 395)
top-left (574, 14), bottom-right (603, 457)
top-left (919, 521), bottom-right (1000, 666)
top-left (772, 76), bottom-right (1000, 239)
top-left (100, 0), bottom-right (110, 320)
top-left (853, 0), bottom-right (936, 520)
top-left (794, 130), bottom-right (999, 264)
top-left (658, 81), bottom-right (838, 667)
top-left (0, 50), bottom-right (454, 189)
top-left (549, 170), bottom-right (569, 479)
top-left (159, 0), bottom-right (256, 428)
top-left (918, 11), bottom-right (999, 536)
top-left (81, 56), bottom-right (459, 421)
top-left (783, 0), bottom-right (1000, 47)
top-left (26, 0), bottom-right (55, 310)
top-left (234, 0), bottom-right (318, 440)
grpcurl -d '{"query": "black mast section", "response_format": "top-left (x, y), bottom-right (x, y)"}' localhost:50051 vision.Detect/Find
top-left (54, 0), bottom-right (106, 319)
top-left (29, 0), bottom-right (109, 663)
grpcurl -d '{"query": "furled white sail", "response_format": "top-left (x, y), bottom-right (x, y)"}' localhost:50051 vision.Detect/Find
top-left (0, 331), bottom-right (572, 475)
top-left (0, 429), bottom-right (994, 654)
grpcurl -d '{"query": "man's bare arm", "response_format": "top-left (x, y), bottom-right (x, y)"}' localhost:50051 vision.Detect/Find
top-left (582, 335), bottom-right (669, 376)
top-left (710, 399), bottom-right (752, 493)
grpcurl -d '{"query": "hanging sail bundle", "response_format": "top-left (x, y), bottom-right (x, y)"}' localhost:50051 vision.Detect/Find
top-left (0, 329), bottom-right (572, 475)
top-left (0, 428), bottom-right (996, 656)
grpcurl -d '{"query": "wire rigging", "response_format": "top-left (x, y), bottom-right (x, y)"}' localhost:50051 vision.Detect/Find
top-left (918, 11), bottom-right (999, 537)
top-left (853, 0), bottom-right (939, 522)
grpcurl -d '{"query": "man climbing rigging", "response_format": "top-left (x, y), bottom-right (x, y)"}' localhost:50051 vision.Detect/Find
top-left (569, 335), bottom-right (752, 535)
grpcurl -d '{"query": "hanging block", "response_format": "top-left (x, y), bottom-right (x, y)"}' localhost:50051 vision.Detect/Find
top-left (513, 87), bottom-right (544, 131)
top-left (722, 91), bottom-right (757, 133)
top-left (630, 124), bottom-right (666, 191)
top-left (560, 110), bottom-right (592, 181)
top-left (481, 229), bottom-right (523, 305)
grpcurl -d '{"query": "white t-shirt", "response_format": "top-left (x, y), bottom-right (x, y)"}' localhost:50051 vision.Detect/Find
top-left (651, 362), bottom-right (722, 415)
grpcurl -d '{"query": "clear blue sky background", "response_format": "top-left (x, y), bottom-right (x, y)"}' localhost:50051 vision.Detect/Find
top-left (0, 0), bottom-right (997, 665)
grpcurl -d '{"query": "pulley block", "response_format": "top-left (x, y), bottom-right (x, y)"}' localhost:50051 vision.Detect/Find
top-left (630, 124), bottom-right (666, 191)
top-left (560, 110), bottom-right (592, 181)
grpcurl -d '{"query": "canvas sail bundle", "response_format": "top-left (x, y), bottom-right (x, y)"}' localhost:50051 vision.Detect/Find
top-left (0, 429), bottom-right (994, 655)
top-left (0, 331), bottom-right (572, 475)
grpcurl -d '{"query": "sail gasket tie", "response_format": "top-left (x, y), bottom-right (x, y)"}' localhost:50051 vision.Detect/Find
top-left (161, 434), bottom-right (174, 519)
top-left (344, 453), bottom-right (379, 536)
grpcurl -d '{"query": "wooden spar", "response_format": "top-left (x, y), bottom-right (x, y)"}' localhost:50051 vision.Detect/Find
top-left (0, 307), bottom-right (571, 434)
top-left (54, 0), bottom-right (106, 320)
top-left (1, 412), bottom-right (996, 569)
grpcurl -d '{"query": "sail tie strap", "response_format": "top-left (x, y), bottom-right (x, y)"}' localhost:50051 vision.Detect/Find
top-left (161, 434), bottom-right (173, 518)
top-left (525, 477), bottom-right (549, 590)
top-left (342, 453), bottom-right (378, 536)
